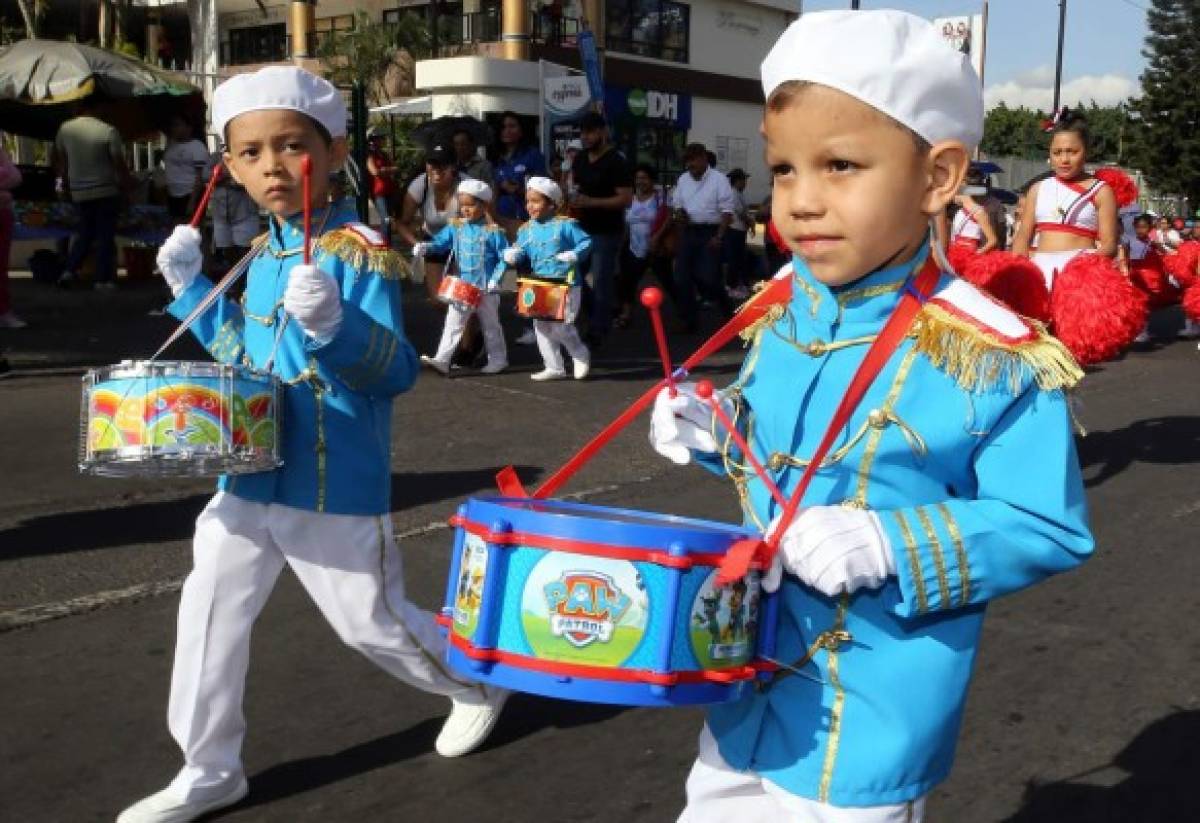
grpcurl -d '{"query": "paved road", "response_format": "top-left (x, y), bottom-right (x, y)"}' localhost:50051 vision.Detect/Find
top-left (2, 276), bottom-right (1199, 822)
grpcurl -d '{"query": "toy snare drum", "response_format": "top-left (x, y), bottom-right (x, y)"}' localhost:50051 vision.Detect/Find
top-left (437, 275), bottom-right (482, 311)
top-left (80, 360), bottom-right (281, 477)
top-left (440, 497), bottom-right (778, 706)
top-left (516, 278), bottom-right (570, 321)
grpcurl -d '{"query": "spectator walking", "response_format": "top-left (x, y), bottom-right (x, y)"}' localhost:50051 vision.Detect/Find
top-left (396, 145), bottom-right (471, 302)
top-left (616, 163), bottom-right (672, 328)
top-left (671, 142), bottom-right (735, 332)
top-left (722, 168), bottom-right (754, 298)
top-left (453, 127), bottom-right (494, 190)
top-left (365, 128), bottom-right (398, 246)
top-left (162, 115), bottom-right (209, 224)
top-left (491, 111), bottom-right (547, 237)
top-left (54, 96), bottom-right (133, 289)
top-left (0, 135), bottom-right (24, 328)
top-left (570, 111), bottom-right (633, 345)
top-left (204, 151), bottom-right (261, 278)
top-left (1151, 215), bottom-right (1181, 254)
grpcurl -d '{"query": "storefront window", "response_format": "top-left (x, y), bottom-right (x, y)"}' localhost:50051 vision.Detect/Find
top-left (226, 23), bottom-right (287, 65)
top-left (606, 0), bottom-right (689, 63)
top-left (314, 15), bottom-right (355, 49)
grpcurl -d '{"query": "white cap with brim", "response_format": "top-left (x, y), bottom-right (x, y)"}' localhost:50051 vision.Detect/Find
top-left (761, 10), bottom-right (984, 150)
top-left (457, 178), bottom-right (493, 203)
top-left (213, 66), bottom-right (347, 142)
top-left (526, 176), bottom-right (563, 206)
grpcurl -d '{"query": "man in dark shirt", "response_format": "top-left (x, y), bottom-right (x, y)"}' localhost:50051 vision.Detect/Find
top-left (570, 111), bottom-right (633, 344)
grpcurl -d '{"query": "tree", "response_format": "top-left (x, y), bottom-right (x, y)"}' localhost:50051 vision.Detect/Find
top-left (982, 102), bottom-right (1132, 164)
top-left (1126, 0), bottom-right (1200, 205)
top-left (316, 10), bottom-right (432, 107)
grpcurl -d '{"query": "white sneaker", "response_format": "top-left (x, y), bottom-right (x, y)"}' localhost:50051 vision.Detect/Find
top-left (1133, 330), bottom-right (1151, 344)
top-left (573, 358), bottom-right (591, 380)
top-left (435, 685), bottom-right (511, 758)
top-left (530, 368), bottom-right (567, 381)
top-left (420, 354), bottom-right (450, 376)
top-left (0, 311), bottom-right (27, 329)
top-left (480, 360), bottom-right (508, 375)
top-left (515, 328), bottom-right (537, 345)
top-left (116, 777), bottom-right (248, 823)
top-left (1178, 320), bottom-right (1200, 340)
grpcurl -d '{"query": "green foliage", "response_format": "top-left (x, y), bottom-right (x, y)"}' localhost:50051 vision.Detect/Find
top-left (1126, 0), bottom-right (1200, 204)
top-left (315, 10), bottom-right (432, 106)
top-left (982, 102), bottom-right (1132, 164)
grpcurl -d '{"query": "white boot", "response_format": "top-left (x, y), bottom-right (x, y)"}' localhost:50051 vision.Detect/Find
top-left (435, 685), bottom-right (511, 758)
top-left (116, 776), bottom-right (248, 823)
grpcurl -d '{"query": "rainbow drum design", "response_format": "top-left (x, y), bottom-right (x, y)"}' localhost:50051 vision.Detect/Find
top-left (515, 278), bottom-right (569, 321)
top-left (436, 275), bottom-right (483, 311)
top-left (440, 496), bottom-right (779, 706)
top-left (79, 360), bottom-right (282, 477)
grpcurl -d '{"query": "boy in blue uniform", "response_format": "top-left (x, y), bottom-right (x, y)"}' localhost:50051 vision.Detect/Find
top-left (120, 67), bottom-right (508, 823)
top-left (503, 176), bottom-right (593, 380)
top-left (415, 179), bottom-right (510, 376)
top-left (650, 12), bottom-right (1093, 821)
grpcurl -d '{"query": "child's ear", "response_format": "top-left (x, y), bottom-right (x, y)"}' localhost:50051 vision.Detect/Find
top-left (921, 140), bottom-right (970, 217)
top-left (220, 152), bottom-right (243, 187)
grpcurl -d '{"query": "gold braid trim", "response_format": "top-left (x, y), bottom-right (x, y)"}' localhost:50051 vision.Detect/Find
top-left (914, 304), bottom-right (1084, 395)
top-left (316, 230), bottom-right (410, 281)
top-left (738, 302), bottom-right (786, 343)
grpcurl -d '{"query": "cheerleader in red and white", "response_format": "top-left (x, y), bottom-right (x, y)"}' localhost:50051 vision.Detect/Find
top-left (1124, 214), bottom-right (1173, 343)
top-left (944, 192), bottom-right (997, 273)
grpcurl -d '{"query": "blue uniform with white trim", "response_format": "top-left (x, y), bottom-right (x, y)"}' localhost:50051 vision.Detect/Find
top-left (509, 215), bottom-right (592, 282)
top-left (425, 217), bottom-right (509, 290)
top-left (168, 200), bottom-right (416, 515)
top-left (695, 246), bottom-right (1093, 805)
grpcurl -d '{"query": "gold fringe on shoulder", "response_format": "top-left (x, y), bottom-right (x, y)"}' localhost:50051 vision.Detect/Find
top-left (738, 302), bottom-right (786, 343)
top-left (914, 302), bottom-right (1084, 394)
top-left (316, 230), bottom-right (410, 281)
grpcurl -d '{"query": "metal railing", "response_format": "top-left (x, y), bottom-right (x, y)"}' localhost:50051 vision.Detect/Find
top-left (448, 12), bottom-right (582, 47)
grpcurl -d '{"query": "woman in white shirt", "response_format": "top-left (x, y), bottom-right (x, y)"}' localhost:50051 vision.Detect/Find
top-left (617, 163), bottom-right (672, 327)
top-left (161, 115), bottom-right (209, 223)
top-left (396, 144), bottom-right (471, 301)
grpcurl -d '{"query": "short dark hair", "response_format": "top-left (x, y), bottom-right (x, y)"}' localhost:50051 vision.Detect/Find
top-left (1134, 214), bottom-right (1153, 226)
top-left (683, 142), bottom-right (707, 160)
top-left (222, 111), bottom-right (332, 150)
top-left (634, 162), bottom-right (658, 181)
top-left (579, 111), bottom-right (607, 131)
top-left (1052, 115), bottom-right (1091, 151)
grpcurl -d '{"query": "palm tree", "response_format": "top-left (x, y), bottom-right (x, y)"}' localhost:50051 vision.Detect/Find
top-left (316, 10), bottom-right (433, 106)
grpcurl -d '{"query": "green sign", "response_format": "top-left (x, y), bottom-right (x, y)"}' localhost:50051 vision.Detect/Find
top-left (626, 88), bottom-right (647, 118)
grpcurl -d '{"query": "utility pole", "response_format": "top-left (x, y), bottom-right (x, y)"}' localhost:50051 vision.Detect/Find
top-left (851, 1), bottom-right (860, 8)
top-left (1052, 0), bottom-right (1067, 115)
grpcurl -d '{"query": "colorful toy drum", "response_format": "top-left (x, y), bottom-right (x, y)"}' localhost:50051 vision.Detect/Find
top-left (79, 360), bottom-right (281, 477)
top-left (440, 496), bottom-right (779, 706)
top-left (516, 278), bottom-right (570, 321)
top-left (437, 275), bottom-right (483, 311)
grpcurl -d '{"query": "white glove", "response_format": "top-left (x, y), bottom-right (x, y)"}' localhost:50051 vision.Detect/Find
top-left (156, 225), bottom-right (203, 297)
top-left (412, 242), bottom-right (430, 259)
top-left (283, 264), bottom-right (343, 343)
top-left (503, 247), bottom-right (521, 266)
top-left (648, 383), bottom-right (728, 465)
top-left (555, 250), bottom-right (578, 264)
top-left (761, 507), bottom-right (895, 597)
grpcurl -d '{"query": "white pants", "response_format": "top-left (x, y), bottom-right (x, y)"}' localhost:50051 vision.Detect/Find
top-left (165, 493), bottom-right (475, 801)
top-left (678, 726), bottom-right (925, 823)
top-left (1031, 249), bottom-right (1084, 290)
top-left (432, 292), bottom-right (506, 368)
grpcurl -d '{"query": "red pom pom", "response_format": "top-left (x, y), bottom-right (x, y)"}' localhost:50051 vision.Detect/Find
top-left (1094, 167), bottom-right (1139, 208)
top-left (1130, 250), bottom-right (1180, 309)
top-left (960, 251), bottom-right (1052, 323)
top-left (1050, 253), bottom-right (1148, 365)
top-left (945, 242), bottom-right (976, 276)
top-left (1183, 283), bottom-right (1200, 323)
top-left (1164, 241), bottom-right (1200, 290)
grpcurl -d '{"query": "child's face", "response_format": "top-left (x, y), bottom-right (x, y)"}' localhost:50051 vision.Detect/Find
top-left (459, 194), bottom-right (485, 221)
top-left (763, 85), bottom-right (937, 287)
top-left (1049, 132), bottom-right (1086, 180)
top-left (223, 109), bottom-right (347, 219)
top-left (526, 191), bottom-right (554, 220)
top-left (1135, 220), bottom-right (1151, 240)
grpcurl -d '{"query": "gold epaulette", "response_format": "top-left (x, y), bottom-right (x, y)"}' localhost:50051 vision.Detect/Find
top-left (553, 215), bottom-right (578, 223)
top-left (316, 227), bottom-right (409, 281)
top-left (913, 302), bottom-right (1084, 394)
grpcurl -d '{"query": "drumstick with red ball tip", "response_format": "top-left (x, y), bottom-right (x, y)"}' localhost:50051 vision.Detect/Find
top-left (188, 164), bottom-right (223, 229)
top-left (640, 286), bottom-right (677, 397)
top-left (695, 379), bottom-right (788, 510)
top-left (301, 155), bottom-right (313, 265)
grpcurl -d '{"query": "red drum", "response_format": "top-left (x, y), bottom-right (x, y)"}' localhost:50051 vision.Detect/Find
top-left (437, 276), bottom-right (482, 311)
top-left (516, 278), bottom-right (570, 321)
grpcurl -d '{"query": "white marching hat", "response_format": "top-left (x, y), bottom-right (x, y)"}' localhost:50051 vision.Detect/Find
top-left (760, 10), bottom-right (984, 150)
top-left (457, 178), bottom-right (493, 203)
top-left (213, 66), bottom-right (347, 141)
top-left (526, 176), bottom-right (563, 205)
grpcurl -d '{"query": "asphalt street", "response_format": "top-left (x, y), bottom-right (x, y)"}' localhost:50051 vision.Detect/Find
top-left (1, 275), bottom-right (1198, 823)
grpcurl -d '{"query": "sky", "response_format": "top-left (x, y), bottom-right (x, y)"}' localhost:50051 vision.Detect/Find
top-left (800, 0), bottom-right (1151, 111)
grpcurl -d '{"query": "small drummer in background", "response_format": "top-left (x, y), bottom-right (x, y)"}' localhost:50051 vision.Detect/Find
top-left (415, 179), bottom-right (510, 376)
top-left (503, 176), bottom-right (593, 380)
top-left (121, 67), bottom-right (508, 823)
top-left (650, 11), bottom-right (1093, 822)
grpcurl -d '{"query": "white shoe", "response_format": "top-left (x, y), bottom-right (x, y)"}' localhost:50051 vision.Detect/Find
top-left (530, 368), bottom-right (567, 381)
top-left (0, 311), bottom-right (27, 329)
top-left (1178, 320), bottom-right (1200, 340)
top-left (480, 360), bottom-right (508, 375)
top-left (515, 328), bottom-right (537, 345)
top-left (1133, 330), bottom-right (1151, 344)
top-left (420, 354), bottom-right (450, 376)
top-left (435, 685), bottom-right (511, 758)
top-left (573, 358), bottom-right (591, 380)
top-left (116, 777), bottom-right (248, 823)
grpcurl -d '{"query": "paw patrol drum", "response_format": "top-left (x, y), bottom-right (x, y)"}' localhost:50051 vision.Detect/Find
top-left (79, 360), bottom-right (281, 477)
top-left (437, 275), bottom-right (483, 311)
top-left (516, 278), bottom-right (570, 321)
top-left (440, 496), bottom-right (779, 706)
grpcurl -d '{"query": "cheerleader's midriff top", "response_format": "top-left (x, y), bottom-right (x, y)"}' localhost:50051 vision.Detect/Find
top-left (1034, 176), bottom-right (1106, 240)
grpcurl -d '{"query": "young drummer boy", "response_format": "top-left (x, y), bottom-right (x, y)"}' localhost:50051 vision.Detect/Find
top-left (503, 176), bottom-right (593, 380)
top-left (121, 66), bottom-right (508, 823)
top-left (649, 11), bottom-right (1093, 821)
top-left (416, 179), bottom-right (510, 375)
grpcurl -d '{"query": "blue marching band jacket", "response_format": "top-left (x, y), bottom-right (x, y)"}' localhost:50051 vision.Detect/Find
top-left (168, 200), bottom-right (416, 515)
top-left (693, 245), bottom-right (1094, 805)
top-left (425, 217), bottom-right (510, 291)
top-left (509, 215), bottom-right (593, 283)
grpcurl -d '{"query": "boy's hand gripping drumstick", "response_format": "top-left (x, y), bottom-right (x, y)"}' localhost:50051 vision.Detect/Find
top-left (695, 379), bottom-right (788, 510)
top-left (640, 287), bottom-right (678, 397)
top-left (189, 164), bottom-right (223, 229)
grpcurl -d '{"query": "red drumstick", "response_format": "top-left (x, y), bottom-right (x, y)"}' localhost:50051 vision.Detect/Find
top-left (695, 379), bottom-right (788, 510)
top-left (301, 155), bottom-right (313, 265)
top-left (640, 286), bottom-right (676, 397)
top-left (188, 164), bottom-right (223, 229)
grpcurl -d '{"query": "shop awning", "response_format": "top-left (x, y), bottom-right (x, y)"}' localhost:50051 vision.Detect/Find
top-left (370, 96), bottom-right (433, 117)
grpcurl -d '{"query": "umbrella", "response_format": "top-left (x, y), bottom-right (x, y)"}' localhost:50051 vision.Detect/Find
top-left (0, 39), bottom-right (203, 140)
top-left (971, 160), bottom-right (1004, 175)
top-left (989, 188), bottom-right (1019, 206)
top-left (410, 115), bottom-right (491, 153)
